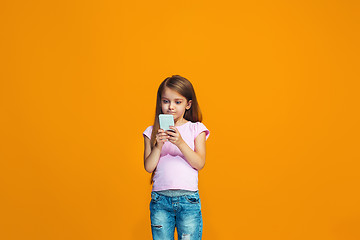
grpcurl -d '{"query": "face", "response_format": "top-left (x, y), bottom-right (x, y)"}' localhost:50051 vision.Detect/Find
top-left (161, 87), bottom-right (192, 122)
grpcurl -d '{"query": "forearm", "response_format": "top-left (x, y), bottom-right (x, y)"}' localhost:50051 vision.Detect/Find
top-left (144, 146), bottom-right (161, 173)
top-left (177, 141), bottom-right (205, 170)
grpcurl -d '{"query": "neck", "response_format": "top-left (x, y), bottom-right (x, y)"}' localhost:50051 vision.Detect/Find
top-left (174, 118), bottom-right (187, 126)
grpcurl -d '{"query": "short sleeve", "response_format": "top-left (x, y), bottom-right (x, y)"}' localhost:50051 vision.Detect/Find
top-left (143, 125), bottom-right (153, 139)
top-left (194, 122), bottom-right (210, 141)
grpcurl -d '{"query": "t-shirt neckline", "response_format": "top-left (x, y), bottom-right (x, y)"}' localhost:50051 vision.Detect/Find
top-left (175, 121), bottom-right (191, 127)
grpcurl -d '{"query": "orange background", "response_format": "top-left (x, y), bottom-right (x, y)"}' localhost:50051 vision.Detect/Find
top-left (1, 0), bottom-right (359, 239)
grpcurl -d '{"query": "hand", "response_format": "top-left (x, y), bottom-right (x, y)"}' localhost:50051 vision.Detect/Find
top-left (166, 126), bottom-right (185, 147)
top-left (155, 129), bottom-right (169, 149)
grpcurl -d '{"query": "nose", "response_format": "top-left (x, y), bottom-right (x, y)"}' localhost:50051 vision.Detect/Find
top-left (169, 102), bottom-right (175, 110)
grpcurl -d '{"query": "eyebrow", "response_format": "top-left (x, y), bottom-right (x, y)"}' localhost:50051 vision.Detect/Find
top-left (161, 97), bottom-right (184, 100)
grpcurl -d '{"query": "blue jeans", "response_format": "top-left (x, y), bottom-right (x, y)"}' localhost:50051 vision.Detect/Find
top-left (150, 191), bottom-right (203, 240)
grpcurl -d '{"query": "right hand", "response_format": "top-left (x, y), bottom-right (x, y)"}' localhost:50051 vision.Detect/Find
top-left (155, 129), bottom-right (169, 149)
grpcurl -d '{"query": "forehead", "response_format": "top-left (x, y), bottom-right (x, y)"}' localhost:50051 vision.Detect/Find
top-left (161, 87), bottom-right (185, 100)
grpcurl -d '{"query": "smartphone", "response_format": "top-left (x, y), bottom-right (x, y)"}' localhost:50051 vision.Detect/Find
top-left (159, 114), bottom-right (175, 132)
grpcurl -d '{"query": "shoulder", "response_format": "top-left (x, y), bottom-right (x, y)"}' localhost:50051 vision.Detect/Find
top-left (190, 121), bottom-right (209, 129)
top-left (143, 125), bottom-right (154, 139)
top-left (190, 121), bottom-right (210, 140)
top-left (145, 125), bottom-right (153, 131)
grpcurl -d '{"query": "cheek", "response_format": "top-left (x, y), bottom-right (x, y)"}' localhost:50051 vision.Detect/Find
top-left (161, 104), bottom-right (169, 111)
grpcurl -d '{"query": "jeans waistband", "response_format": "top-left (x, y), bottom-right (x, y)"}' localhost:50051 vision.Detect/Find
top-left (154, 190), bottom-right (198, 197)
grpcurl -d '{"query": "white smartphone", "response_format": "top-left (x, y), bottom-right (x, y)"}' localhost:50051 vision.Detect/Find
top-left (159, 114), bottom-right (175, 132)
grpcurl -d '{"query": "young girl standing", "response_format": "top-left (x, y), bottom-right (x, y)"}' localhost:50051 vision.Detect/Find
top-left (143, 75), bottom-right (210, 240)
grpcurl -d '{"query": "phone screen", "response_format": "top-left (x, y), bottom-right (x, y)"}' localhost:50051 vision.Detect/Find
top-left (159, 114), bottom-right (175, 132)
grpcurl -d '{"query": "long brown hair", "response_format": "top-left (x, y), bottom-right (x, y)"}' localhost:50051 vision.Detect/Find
top-left (149, 75), bottom-right (203, 184)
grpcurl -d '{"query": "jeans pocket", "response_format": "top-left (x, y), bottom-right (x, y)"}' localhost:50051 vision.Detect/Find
top-left (185, 193), bottom-right (200, 204)
top-left (151, 192), bottom-right (162, 203)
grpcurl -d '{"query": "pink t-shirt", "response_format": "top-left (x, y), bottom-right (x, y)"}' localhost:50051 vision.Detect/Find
top-left (143, 121), bottom-right (210, 191)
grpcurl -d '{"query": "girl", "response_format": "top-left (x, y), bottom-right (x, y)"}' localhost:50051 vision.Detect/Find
top-left (143, 75), bottom-right (210, 240)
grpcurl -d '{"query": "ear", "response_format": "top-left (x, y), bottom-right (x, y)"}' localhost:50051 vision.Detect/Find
top-left (186, 100), bottom-right (192, 110)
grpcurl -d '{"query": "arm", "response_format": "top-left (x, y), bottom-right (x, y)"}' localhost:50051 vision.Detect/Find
top-left (143, 136), bottom-right (162, 173)
top-left (177, 131), bottom-right (207, 171)
top-left (144, 128), bottom-right (170, 173)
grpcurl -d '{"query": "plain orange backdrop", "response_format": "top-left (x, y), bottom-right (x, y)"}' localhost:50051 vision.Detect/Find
top-left (1, 0), bottom-right (359, 239)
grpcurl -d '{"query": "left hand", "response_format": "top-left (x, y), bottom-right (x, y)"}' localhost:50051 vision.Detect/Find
top-left (166, 126), bottom-right (185, 147)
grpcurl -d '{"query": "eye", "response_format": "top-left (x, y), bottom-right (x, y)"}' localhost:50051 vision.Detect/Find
top-left (176, 101), bottom-right (182, 104)
top-left (163, 100), bottom-right (169, 103)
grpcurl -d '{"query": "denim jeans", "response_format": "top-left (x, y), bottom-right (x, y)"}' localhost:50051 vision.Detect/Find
top-left (150, 191), bottom-right (203, 240)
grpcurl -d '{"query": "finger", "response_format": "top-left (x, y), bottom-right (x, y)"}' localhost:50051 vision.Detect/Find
top-left (169, 126), bottom-right (177, 132)
top-left (168, 127), bottom-right (177, 134)
top-left (159, 134), bottom-right (169, 140)
top-left (166, 130), bottom-right (175, 136)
